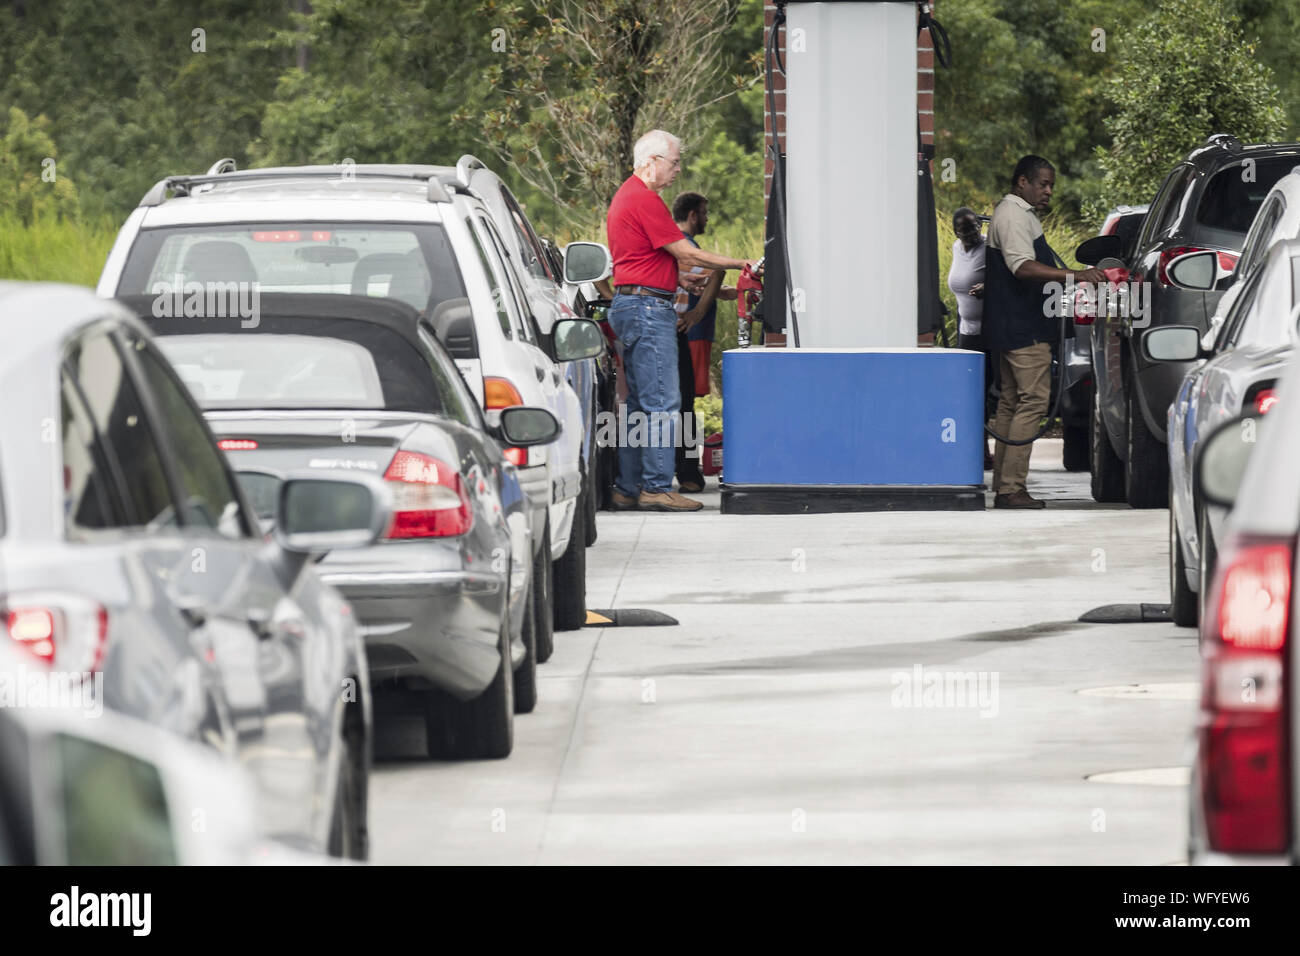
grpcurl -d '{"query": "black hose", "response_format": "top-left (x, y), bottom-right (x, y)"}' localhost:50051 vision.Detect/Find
top-left (765, 3), bottom-right (800, 347)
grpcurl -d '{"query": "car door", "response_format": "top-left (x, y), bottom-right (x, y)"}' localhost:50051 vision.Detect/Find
top-left (118, 327), bottom-right (335, 844)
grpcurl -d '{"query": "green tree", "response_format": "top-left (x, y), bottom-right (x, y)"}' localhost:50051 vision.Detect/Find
top-left (0, 107), bottom-right (80, 223)
top-left (1094, 0), bottom-right (1285, 219)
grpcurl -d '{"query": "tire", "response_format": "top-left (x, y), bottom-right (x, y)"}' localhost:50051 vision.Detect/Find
top-left (533, 520), bottom-right (555, 664)
top-left (424, 623), bottom-right (514, 759)
top-left (1090, 384), bottom-right (1125, 502)
top-left (553, 493), bottom-right (587, 632)
top-left (597, 441), bottom-right (616, 512)
top-left (584, 454), bottom-right (598, 546)
top-left (1124, 367), bottom-right (1169, 508)
top-left (1062, 424), bottom-right (1089, 472)
top-left (1169, 488), bottom-right (1198, 628)
top-left (1197, 505), bottom-right (1218, 632)
top-left (513, 567), bottom-right (538, 714)
top-left (327, 711), bottom-right (368, 861)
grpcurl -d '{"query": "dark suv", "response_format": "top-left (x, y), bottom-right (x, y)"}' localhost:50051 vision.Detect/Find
top-left (1080, 135), bottom-right (1300, 507)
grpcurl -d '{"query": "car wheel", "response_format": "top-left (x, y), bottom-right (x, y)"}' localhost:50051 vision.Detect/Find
top-left (1124, 366), bottom-right (1169, 508)
top-left (1062, 424), bottom-right (1089, 472)
top-left (1090, 384), bottom-right (1125, 502)
top-left (513, 565), bottom-right (538, 714)
top-left (1197, 505), bottom-right (1217, 632)
top-left (584, 455), bottom-right (598, 546)
top-left (327, 709), bottom-right (368, 861)
top-left (1169, 487), bottom-right (1197, 628)
top-left (425, 622), bottom-right (514, 760)
top-left (553, 491), bottom-right (587, 632)
top-left (534, 520), bottom-right (555, 663)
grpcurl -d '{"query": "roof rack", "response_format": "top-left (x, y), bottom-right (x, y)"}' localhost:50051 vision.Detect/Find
top-left (137, 166), bottom-right (453, 207)
top-left (1204, 133), bottom-right (1243, 152)
top-left (455, 154), bottom-right (487, 189)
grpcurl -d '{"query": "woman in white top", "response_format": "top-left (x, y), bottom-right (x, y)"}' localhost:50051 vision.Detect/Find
top-left (947, 207), bottom-right (994, 468)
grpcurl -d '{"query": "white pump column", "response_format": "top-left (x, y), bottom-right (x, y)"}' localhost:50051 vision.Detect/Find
top-left (785, 0), bottom-right (917, 348)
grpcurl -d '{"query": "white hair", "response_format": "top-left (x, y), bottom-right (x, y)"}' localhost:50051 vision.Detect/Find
top-left (633, 129), bottom-right (681, 170)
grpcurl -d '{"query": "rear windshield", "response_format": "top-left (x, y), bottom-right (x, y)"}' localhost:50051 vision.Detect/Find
top-left (153, 320), bottom-right (443, 413)
top-left (118, 222), bottom-right (466, 315)
top-left (1197, 158), bottom-right (1299, 234)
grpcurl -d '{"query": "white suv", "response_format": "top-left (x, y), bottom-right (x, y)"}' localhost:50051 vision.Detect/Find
top-left (95, 162), bottom-right (607, 644)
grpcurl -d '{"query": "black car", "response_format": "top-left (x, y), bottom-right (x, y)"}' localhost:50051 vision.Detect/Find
top-left (121, 293), bottom-right (562, 760)
top-left (1079, 134), bottom-right (1300, 507)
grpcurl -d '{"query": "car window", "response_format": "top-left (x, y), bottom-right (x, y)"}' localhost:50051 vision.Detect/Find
top-left (1197, 157), bottom-right (1299, 235)
top-left (501, 187), bottom-right (551, 281)
top-left (128, 336), bottom-right (250, 539)
top-left (419, 326), bottom-right (482, 429)
top-left (1220, 260), bottom-right (1269, 347)
top-left (64, 331), bottom-right (177, 530)
top-left (466, 217), bottom-right (514, 338)
top-left (116, 222), bottom-right (467, 317)
top-left (1156, 166), bottom-right (1197, 236)
top-left (1232, 253), bottom-right (1298, 349)
top-left (1135, 170), bottom-right (1180, 249)
top-left (477, 215), bottom-right (536, 343)
top-left (154, 321), bottom-right (444, 414)
top-left (61, 375), bottom-right (130, 533)
top-left (1236, 194), bottom-right (1286, 280)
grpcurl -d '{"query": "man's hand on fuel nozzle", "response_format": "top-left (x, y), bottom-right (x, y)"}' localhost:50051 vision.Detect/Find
top-left (1075, 267), bottom-right (1108, 285)
top-left (679, 270), bottom-right (709, 293)
top-left (746, 259), bottom-right (763, 275)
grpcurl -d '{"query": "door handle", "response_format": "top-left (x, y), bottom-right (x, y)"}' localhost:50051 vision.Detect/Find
top-left (535, 366), bottom-right (546, 383)
top-left (246, 608), bottom-right (274, 640)
top-left (176, 598), bottom-right (207, 629)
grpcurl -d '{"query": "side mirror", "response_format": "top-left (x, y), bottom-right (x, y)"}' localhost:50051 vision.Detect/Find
top-left (552, 317), bottom-right (606, 362)
top-left (1075, 234), bottom-right (1124, 265)
top-left (1143, 325), bottom-right (1203, 362)
top-left (276, 475), bottom-right (391, 553)
top-left (497, 406), bottom-right (561, 446)
top-left (1194, 413), bottom-right (1264, 509)
top-left (563, 242), bottom-right (613, 284)
top-left (1165, 249), bottom-right (1233, 291)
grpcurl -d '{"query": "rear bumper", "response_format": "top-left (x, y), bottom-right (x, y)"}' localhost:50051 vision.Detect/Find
top-left (319, 565), bottom-right (504, 701)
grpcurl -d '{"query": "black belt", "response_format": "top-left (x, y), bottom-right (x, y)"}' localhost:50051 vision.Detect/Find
top-left (615, 285), bottom-right (675, 301)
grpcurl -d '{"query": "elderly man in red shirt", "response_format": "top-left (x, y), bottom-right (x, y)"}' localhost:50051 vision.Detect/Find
top-left (606, 129), bottom-right (759, 512)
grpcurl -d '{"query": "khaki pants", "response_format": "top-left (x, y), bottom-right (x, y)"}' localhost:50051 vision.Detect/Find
top-left (992, 342), bottom-right (1051, 495)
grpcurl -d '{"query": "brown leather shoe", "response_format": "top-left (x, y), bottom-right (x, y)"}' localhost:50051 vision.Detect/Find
top-left (677, 480), bottom-right (704, 493)
top-left (612, 490), bottom-right (639, 511)
top-left (993, 491), bottom-right (1046, 509)
top-left (638, 491), bottom-right (704, 512)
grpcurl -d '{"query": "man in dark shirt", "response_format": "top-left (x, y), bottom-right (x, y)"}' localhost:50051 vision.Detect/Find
top-left (985, 155), bottom-right (1106, 509)
top-left (605, 130), bottom-right (758, 512)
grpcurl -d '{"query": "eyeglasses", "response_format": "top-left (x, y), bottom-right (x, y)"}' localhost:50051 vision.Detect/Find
top-left (653, 155), bottom-right (682, 169)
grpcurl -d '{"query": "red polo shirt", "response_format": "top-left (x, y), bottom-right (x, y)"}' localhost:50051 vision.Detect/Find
top-left (606, 175), bottom-right (682, 291)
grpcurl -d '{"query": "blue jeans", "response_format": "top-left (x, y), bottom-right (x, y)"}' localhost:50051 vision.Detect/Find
top-left (609, 294), bottom-right (679, 496)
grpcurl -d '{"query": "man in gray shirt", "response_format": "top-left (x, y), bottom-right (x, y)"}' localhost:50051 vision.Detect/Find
top-left (984, 155), bottom-right (1106, 509)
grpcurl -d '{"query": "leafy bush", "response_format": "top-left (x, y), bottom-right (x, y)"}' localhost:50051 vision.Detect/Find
top-left (1092, 0), bottom-right (1286, 220)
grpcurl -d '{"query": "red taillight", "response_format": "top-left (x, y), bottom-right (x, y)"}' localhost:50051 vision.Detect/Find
top-left (251, 230), bottom-right (302, 242)
top-left (382, 450), bottom-right (473, 538)
top-left (1199, 538), bottom-right (1292, 853)
top-left (3, 597), bottom-right (108, 671)
top-left (1255, 389), bottom-right (1278, 415)
top-left (484, 377), bottom-right (524, 410)
top-left (217, 439), bottom-right (259, 451)
top-left (502, 446), bottom-right (528, 467)
top-left (1157, 247), bottom-right (1237, 287)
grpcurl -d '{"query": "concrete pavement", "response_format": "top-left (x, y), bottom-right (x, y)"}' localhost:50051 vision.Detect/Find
top-left (370, 439), bottom-right (1198, 864)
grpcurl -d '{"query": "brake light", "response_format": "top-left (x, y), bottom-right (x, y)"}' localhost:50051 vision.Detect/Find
top-left (382, 450), bottom-right (473, 538)
top-left (251, 230), bottom-right (302, 242)
top-left (218, 439), bottom-right (259, 451)
top-left (1198, 537), bottom-right (1292, 853)
top-left (2, 595), bottom-right (108, 671)
top-left (1157, 247), bottom-right (1238, 287)
top-left (502, 446), bottom-right (528, 467)
top-left (484, 377), bottom-right (524, 410)
top-left (1255, 389), bottom-right (1278, 415)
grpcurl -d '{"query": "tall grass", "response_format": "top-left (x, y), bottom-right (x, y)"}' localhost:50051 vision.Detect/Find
top-left (0, 215), bottom-right (119, 287)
